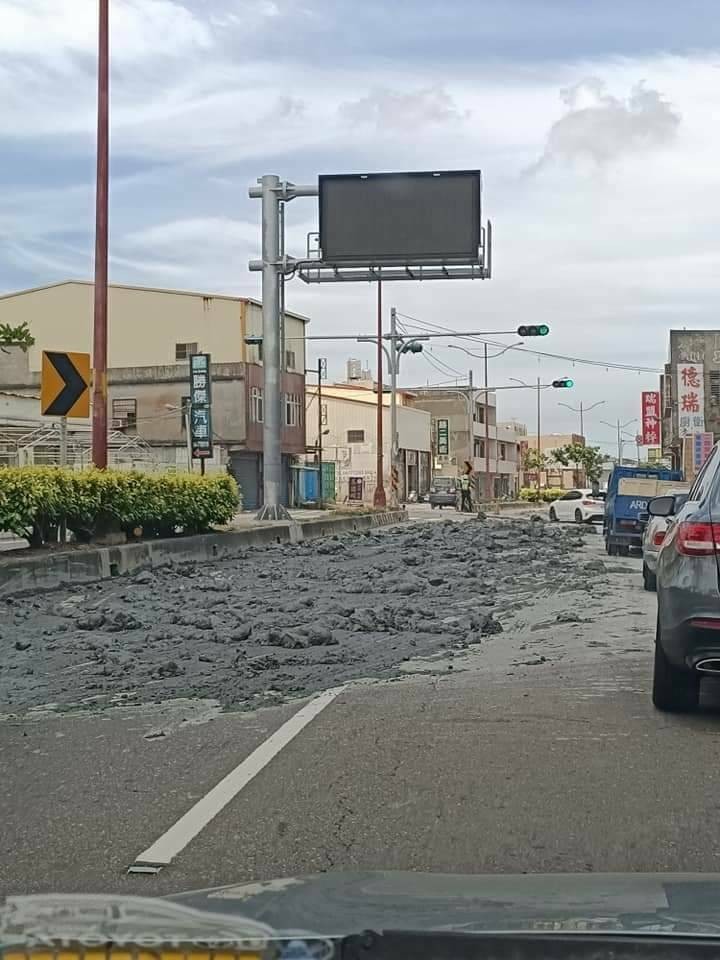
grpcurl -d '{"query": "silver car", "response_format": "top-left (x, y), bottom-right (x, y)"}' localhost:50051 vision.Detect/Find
top-left (650, 442), bottom-right (720, 712)
top-left (641, 488), bottom-right (689, 591)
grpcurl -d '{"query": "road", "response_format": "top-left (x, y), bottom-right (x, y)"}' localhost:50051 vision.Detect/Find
top-left (3, 506), bottom-right (720, 897)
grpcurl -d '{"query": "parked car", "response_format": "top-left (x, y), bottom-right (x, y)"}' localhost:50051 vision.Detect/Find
top-left (641, 488), bottom-right (689, 591)
top-left (548, 489), bottom-right (605, 524)
top-left (428, 477), bottom-right (458, 509)
top-left (651, 441), bottom-right (720, 712)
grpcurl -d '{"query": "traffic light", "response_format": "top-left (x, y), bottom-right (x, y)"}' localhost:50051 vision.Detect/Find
top-left (517, 324), bottom-right (549, 337)
top-left (552, 378), bottom-right (574, 389)
top-left (400, 340), bottom-right (424, 354)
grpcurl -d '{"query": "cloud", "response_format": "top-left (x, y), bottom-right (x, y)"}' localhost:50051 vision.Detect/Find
top-left (339, 86), bottom-right (468, 131)
top-left (527, 77), bottom-right (681, 173)
top-left (0, 0), bottom-right (211, 62)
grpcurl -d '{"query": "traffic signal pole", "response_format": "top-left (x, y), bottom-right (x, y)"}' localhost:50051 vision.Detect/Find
top-left (389, 307), bottom-right (399, 508)
top-left (537, 376), bottom-right (542, 498)
top-left (484, 342), bottom-right (491, 500)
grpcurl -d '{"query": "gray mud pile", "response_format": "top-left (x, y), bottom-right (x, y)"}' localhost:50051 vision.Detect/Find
top-left (0, 517), bottom-right (591, 714)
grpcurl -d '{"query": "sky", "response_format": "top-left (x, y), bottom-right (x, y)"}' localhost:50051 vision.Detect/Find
top-left (2, 0), bottom-right (720, 453)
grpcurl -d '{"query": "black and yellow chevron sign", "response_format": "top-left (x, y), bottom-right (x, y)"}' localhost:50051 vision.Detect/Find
top-left (41, 351), bottom-right (91, 418)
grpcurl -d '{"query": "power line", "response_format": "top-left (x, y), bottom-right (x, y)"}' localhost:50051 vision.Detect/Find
top-left (396, 311), bottom-right (662, 375)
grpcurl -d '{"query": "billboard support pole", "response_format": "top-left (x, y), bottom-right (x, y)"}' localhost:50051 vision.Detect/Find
top-left (389, 307), bottom-right (399, 509)
top-left (249, 177), bottom-right (318, 521)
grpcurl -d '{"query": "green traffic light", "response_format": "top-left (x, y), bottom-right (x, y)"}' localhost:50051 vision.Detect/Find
top-left (565, 379), bottom-right (574, 388)
top-left (538, 324), bottom-right (549, 336)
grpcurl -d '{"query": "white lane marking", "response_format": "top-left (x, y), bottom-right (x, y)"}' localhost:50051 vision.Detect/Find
top-left (129, 685), bottom-right (346, 870)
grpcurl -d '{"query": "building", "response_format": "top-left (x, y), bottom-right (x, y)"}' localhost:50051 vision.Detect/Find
top-left (405, 385), bottom-right (524, 498)
top-left (305, 381), bottom-right (432, 503)
top-left (661, 329), bottom-right (720, 470)
top-left (521, 433), bottom-right (586, 489)
top-left (0, 281), bottom-right (309, 508)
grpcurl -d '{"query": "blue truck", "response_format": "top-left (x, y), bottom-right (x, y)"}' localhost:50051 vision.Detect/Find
top-left (604, 465), bottom-right (683, 556)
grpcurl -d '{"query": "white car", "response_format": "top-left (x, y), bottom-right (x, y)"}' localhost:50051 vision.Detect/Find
top-left (641, 488), bottom-right (689, 591)
top-left (548, 488), bottom-right (605, 524)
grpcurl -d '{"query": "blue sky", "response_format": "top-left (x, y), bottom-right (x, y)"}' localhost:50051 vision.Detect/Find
top-left (2, 0), bottom-right (720, 448)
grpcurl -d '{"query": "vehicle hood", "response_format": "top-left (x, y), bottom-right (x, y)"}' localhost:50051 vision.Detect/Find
top-left (169, 871), bottom-right (720, 936)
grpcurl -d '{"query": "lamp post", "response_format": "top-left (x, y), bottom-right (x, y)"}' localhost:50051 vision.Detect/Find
top-left (448, 340), bottom-right (523, 500)
top-left (557, 399), bottom-right (605, 440)
top-left (601, 418), bottom-right (638, 465)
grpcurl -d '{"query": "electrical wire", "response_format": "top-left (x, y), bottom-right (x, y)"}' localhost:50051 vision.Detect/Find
top-left (396, 311), bottom-right (662, 375)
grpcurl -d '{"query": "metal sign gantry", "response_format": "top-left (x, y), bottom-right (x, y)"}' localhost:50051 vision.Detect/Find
top-left (248, 173), bottom-right (492, 519)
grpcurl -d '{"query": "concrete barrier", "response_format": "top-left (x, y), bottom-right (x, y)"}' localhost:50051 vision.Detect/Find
top-left (0, 510), bottom-right (407, 598)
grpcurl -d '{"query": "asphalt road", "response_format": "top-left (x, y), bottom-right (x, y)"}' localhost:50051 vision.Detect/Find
top-left (4, 508), bottom-right (720, 897)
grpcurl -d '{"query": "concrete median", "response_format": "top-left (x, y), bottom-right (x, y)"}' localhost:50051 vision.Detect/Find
top-left (0, 509), bottom-right (407, 598)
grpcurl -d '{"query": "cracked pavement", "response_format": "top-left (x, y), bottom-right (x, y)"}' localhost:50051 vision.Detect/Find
top-left (6, 509), bottom-right (720, 897)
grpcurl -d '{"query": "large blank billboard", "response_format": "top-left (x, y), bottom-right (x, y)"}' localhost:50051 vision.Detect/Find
top-left (319, 170), bottom-right (481, 265)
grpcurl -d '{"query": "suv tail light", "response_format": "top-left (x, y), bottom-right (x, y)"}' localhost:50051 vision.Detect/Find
top-left (653, 530), bottom-right (666, 546)
top-left (676, 521), bottom-right (720, 556)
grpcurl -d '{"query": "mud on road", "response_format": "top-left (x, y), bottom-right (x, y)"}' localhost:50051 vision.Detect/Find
top-left (0, 517), bottom-right (621, 716)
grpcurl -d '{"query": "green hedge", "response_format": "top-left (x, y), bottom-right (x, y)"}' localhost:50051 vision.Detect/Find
top-left (518, 486), bottom-right (565, 503)
top-left (0, 467), bottom-right (240, 546)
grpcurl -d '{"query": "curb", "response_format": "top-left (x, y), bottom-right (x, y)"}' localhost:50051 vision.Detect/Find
top-left (0, 510), bottom-right (407, 599)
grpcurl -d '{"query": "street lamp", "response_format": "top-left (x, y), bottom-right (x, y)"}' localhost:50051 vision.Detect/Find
top-left (600, 418), bottom-right (638, 464)
top-left (557, 399), bottom-right (605, 439)
top-left (448, 340), bottom-right (524, 500)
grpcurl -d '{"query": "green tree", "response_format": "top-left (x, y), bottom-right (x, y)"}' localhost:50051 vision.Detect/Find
top-left (522, 448), bottom-right (550, 472)
top-left (551, 443), bottom-right (605, 484)
top-left (0, 322), bottom-right (35, 351)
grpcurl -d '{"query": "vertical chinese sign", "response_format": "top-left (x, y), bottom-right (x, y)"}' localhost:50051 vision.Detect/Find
top-left (189, 353), bottom-right (213, 460)
top-left (677, 363), bottom-right (705, 437)
top-left (641, 391), bottom-right (661, 447)
top-left (436, 418), bottom-right (449, 456)
top-left (693, 431), bottom-right (714, 471)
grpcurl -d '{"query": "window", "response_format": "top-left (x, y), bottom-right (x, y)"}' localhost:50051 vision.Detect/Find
top-left (320, 402), bottom-right (328, 426)
top-left (474, 403), bottom-right (484, 423)
top-left (347, 429), bottom-right (365, 443)
top-left (285, 393), bottom-right (302, 427)
top-left (499, 442), bottom-right (506, 461)
top-left (710, 370), bottom-right (720, 404)
top-left (561, 490), bottom-right (583, 500)
top-left (476, 439), bottom-right (485, 458)
top-left (250, 386), bottom-right (264, 423)
top-left (112, 398), bottom-right (137, 431)
top-left (175, 342), bottom-right (198, 361)
top-left (348, 477), bottom-right (364, 501)
top-left (180, 395), bottom-right (191, 430)
top-left (285, 349), bottom-right (296, 370)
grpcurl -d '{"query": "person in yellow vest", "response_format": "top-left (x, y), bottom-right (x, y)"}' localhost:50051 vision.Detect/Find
top-left (459, 472), bottom-right (472, 512)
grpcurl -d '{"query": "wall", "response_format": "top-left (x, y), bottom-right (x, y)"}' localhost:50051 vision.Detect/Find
top-left (0, 390), bottom-right (41, 425)
top-left (245, 363), bottom-right (307, 455)
top-left (243, 300), bottom-right (307, 374)
top-left (107, 363), bottom-right (247, 447)
top-left (667, 330), bottom-right (720, 451)
top-left (0, 283), bottom-right (310, 373)
top-left (306, 391), bottom-right (432, 501)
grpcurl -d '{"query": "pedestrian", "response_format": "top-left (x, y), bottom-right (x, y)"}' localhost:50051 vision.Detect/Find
top-left (459, 472), bottom-right (472, 512)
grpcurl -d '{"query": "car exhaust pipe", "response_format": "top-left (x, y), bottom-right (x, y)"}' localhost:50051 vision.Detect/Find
top-left (695, 659), bottom-right (720, 674)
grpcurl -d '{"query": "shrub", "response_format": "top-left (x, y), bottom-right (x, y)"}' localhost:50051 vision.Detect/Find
top-left (0, 467), bottom-right (240, 546)
top-left (518, 486), bottom-right (565, 503)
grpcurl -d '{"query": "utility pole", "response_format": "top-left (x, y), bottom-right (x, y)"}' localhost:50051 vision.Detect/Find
top-left (484, 343), bottom-right (491, 500)
top-left (317, 357), bottom-right (324, 508)
top-left (389, 307), bottom-right (399, 508)
top-left (601, 418), bottom-right (637, 466)
top-left (537, 376), bottom-right (542, 497)
top-left (373, 282), bottom-right (387, 507)
top-left (91, 0), bottom-right (109, 469)
top-left (558, 399), bottom-right (605, 440)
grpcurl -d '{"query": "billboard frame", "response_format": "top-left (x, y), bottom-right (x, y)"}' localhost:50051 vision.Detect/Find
top-left (318, 169), bottom-right (482, 267)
